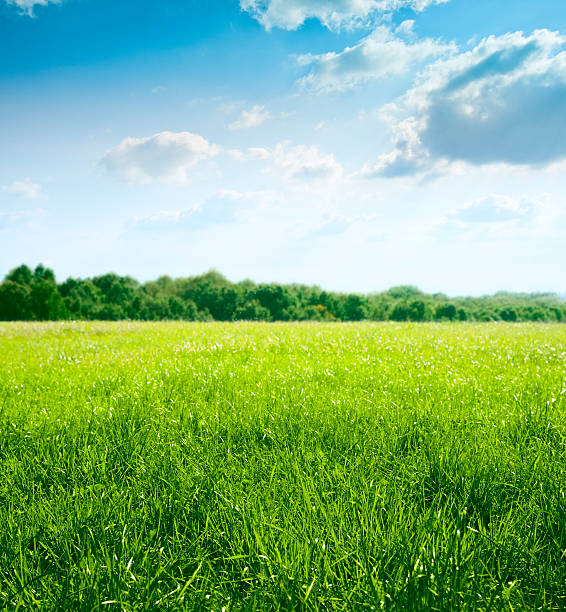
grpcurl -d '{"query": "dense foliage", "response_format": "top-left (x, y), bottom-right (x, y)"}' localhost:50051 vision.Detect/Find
top-left (0, 322), bottom-right (564, 609)
top-left (1, 264), bottom-right (565, 322)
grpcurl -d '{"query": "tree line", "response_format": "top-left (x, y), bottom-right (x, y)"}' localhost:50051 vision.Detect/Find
top-left (0, 264), bottom-right (564, 323)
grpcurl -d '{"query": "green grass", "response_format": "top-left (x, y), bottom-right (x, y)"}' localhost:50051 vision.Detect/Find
top-left (0, 321), bottom-right (564, 610)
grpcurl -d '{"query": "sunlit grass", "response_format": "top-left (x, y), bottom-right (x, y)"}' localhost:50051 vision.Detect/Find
top-left (0, 321), bottom-right (564, 610)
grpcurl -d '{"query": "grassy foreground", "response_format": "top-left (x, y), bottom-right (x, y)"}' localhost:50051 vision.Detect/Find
top-left (0, 322), bottom-right (564, 610)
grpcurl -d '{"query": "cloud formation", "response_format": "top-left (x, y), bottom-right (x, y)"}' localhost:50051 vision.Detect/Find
top-left (295, 212), bottom-right (381, 239)
top-left (229, 146), bottom-right (273, 161)
top-left (433, 194), bottom-right (544, 241)
top-left (298, 26), bottom-right (453, 92)
top-left (2, 178), bottom-right (43, 199)
top-left (449, 195), bottom-right (537, 225)
top-left (100, 131), bottom-right (219, 184)
top-left (363, 29), bottom-right (566, 178)
top-left (130, 190), bottom-right (284, 231)
top-left (5, 0), bottom-right (60, 17)
top-left (240, 0), bottom-right (449, 31)
top-left (270, 143), bottom-right (343, 181)
top-left (229, 105), bottom-right (272, 130)
top-left (0, 208), bottom-right (47, 231)
top-left (230, 142), bottom-right (343, 181)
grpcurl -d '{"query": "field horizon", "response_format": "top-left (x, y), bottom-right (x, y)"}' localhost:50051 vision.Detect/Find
top-left (2, 264), bottom-right (565, 325)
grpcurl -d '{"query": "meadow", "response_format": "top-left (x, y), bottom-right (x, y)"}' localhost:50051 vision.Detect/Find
top-left (0, 321), bottom-right (564, 610)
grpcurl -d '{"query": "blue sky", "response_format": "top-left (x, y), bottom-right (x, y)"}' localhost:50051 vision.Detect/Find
top-left (1, 0), bottom-right (566, 295)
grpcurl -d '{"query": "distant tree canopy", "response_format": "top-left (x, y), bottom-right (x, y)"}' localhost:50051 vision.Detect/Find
top-left (0, 264), bottom-right (565, 323)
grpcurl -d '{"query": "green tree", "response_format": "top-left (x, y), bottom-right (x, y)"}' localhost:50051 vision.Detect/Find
top-left (91, 273), bottom-right (138, 313)
top-left (33, 263), bottom-right (56, 283)
top-left (500, 308), bottom-right (517, 322)
top-left (60, 279), bottom-right (102, 319)
top-left (408, 299), bottom-right (427, 321)
top-left (341, 294), bottom-right (368, 321)
top-left (0, 281), bottom-right (31, 320)
top-left (387, 285), bottom-right (423, 300)
top-left (390, 302), bottom-right (410, 322)
top-left (251, 284), bottom-right (296, 320)
top-left (30, 280), bottom-right (65, 320)
top-left (233, 299), bottom-right (271, 321)
top-left (5, 264), bottom-right (33, 286)
top-left (182, 270), bottom-right (238, 320)
top-left (435, 303), bottom-right (457, 321)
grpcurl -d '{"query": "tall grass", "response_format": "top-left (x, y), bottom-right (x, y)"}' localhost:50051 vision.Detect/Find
top-left (0, 322), bottom-right (564, 610)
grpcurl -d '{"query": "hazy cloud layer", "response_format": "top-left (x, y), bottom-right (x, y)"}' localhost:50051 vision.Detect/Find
top-left (363, 29), bottom-right (566, 177)
top-left (229, 105), bottom-right (272, 130)
top-left (229, 147), bottom-right (274, 161)
top-left (240, 0), bottom-right (450, 31)
top-left (130, 190), bottom-right (285, 231)
top-left (101, 131), bottom-right (219, 184)
top-left (433, 194), bottom-right (544, 240)
top-left (0, 208), bottom-right (47, 231)
top-left (298, 26), bottom-right (453, 92)
top-left (271, 143), bottom-right (343, 181)
top-left (449, 195), bottom-right (537, 225)
top-left (1, 178), bottom-right (43, 199)
top-left (231, 142), bottom-right (343, 181)
top-left (5, 0), bottom-right (60, 16)
top-left (295, 212), bottom-right (381, 239)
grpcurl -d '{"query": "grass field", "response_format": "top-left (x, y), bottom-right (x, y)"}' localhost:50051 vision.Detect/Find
top-left (0, 322), bottom-right (564, 610)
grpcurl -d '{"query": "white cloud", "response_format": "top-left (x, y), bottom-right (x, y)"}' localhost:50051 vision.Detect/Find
top-left (5, 0), bottom-right (61, 17)
top-left (270, 143), bottom-right (343, 181)
top-left (449, 195), bottom-right (537, 224)
top-left (229, 141), bottom-right (343, 181)
top-left (298, 26), bottom-right (453, 92)
top-left (294, 212), bottom-right (381, 239)
top-left (129, 210), bottom-right (183, 231)
top-left (396, 19), bottom-right (415, 35)
top-left (100, 131), bottom-right (219, 184)
top-left (1, 178), bottom-right (44, 199)
top-left (229, 105), bottom-right (272, 130)
top-left (432, 194), bottom-right (547, 242)
top-left (366, 29), bottom-right (566, 177)
top-left (229, 146), bottom-right (274, 161)
top-left (356, 117), bottom-right (433, 178)
top-left (240, 0), bottom-right (450, 31)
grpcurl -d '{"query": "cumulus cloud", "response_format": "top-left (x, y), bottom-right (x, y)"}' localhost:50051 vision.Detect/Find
top-left (357, 117), bottom-right (433, 177)
top-left (240, 0), bottom-right (449, 31)
top-left (229, 105), bottom-right (272, 130)
top-left (298, 26), bottom-right (453, 92)
top-left (5, 0), bottom-right (61, 17)
top-left (130, 190), bottom-right (284, 231)
top-left (365, 29), bottom-right (566, 178)
top-left (100, 131), bottom-right (219, 184)
top-left (2, 178), bottom-right (43, 199)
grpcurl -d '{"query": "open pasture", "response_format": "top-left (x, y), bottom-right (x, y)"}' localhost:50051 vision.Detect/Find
top-left (0, 322), bottom-right (564, 610)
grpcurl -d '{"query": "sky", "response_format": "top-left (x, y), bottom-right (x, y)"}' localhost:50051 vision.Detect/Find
top-left (1, 0), bottom-right (566, 295)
